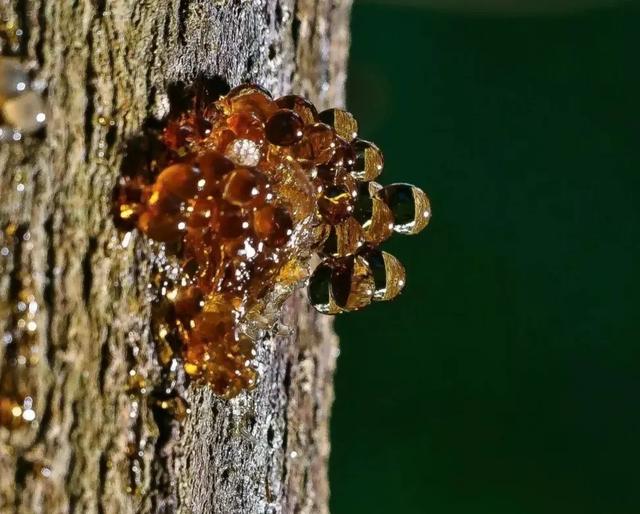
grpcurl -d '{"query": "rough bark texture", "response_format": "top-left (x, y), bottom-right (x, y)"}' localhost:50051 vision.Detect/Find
top-left (0, 0), bottom-right (351, 512)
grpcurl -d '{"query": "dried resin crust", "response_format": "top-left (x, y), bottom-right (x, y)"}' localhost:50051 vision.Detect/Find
top-left (114, 82), bottom-right (431, 398)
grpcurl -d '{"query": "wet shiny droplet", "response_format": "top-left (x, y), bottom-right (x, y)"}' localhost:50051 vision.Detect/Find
top-left (265, 109), bottom-right (304, 146)
top-left (351, 139), bottom-right (383, 182)
top-left (318, 108), bottom-right (358, 141)
top-left (275, 94), bottom-right (318, 124)
top-left (318, 184), bottom-right (354, 225)
top-left (377, 183), bottom-right (431, 235)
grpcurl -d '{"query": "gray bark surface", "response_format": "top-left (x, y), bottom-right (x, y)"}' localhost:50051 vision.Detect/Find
top-left (0, 0), bottom-right (352, 512)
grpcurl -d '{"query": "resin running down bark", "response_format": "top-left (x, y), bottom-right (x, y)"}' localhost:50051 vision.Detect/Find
top-left (114, 82), bottom-right (431, 399)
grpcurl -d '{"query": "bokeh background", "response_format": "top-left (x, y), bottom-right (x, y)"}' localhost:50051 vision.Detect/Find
top-left (330, 1), bottom-right (640, 512)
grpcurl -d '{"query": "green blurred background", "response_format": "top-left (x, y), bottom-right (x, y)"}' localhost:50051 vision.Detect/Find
top-left (330, 1), bottom-right (640, 513)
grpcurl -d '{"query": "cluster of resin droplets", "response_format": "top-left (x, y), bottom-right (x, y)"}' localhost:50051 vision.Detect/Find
top-left (114, 84), bottom-right (430, 398)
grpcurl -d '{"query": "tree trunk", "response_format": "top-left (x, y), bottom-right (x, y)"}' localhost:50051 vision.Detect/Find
top-left (0, 0), bottom-right (351, 512)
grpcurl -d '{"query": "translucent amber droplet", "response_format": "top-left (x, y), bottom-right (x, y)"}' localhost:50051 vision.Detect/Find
top-left (351, 139), bottom-right (383, 181)
top-left (265, 109), bottom-right (304, 146)
top-left (318, 108), bottom-right (358, 141)
top-left (224, 85), bottom-right (276, 121)
top-left (327, 138), bottom-right (356, 171)
top-left (331, 255), bottom-right (375, 312)
top-left (315, 142), bottom-right (356, 185)
top-left (320, 217), bottom-right (365, 257)
top-left (357, 245), bottom-right (406, 301)
top-left (353, 182), bottom-right (394, 245)
top-left (222, 168), bottom-right (267, 207)
top-left (226, 111), bottom-right (265, 143)
top-left (291, 123), bottom-right (336, 164)
top-left (137, 210), bottom-right (186, 243)
top-left (318, 184), bottom-right (354, 225)
top-left (187, 197), bottom-right (220, 230)
top-left (145, 182), bottom-right (183, 215)
top-left (157, 163), bottom-right (201, 200)
top-left (217, 204), bottom-right (248, 239)
top-left (275, 95), bottom-right (318, 124)
top-left (253, 205), bottom-right (293, 246)
top-left (377, 183), bottom-right (431, 235)
top-left (308, 261), bottom-right (341, 314)
top-left (196, 150), bottom-right (235, 195)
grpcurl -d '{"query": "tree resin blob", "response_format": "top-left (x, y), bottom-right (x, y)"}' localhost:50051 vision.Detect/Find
top-left (114, 81), bottom-right (431, 398)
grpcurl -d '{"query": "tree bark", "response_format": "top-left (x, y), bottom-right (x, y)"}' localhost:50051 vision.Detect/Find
top-left (0, 0), bottom-right (351, 512)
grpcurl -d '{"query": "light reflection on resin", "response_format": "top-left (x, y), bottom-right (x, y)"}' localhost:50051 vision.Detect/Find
top-left (114, 82), bottom-right (430, 398)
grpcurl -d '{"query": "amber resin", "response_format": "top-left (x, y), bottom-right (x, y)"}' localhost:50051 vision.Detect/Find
top-left (114, 82), bottom-right (431, 398)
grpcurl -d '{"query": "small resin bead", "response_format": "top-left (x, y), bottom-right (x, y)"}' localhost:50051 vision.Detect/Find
top-left (226, 112), bottom-right (265, 143)
top-left (330, 255), bottom-right (375, 312)
top-left (317, 184), bottom-right (354, 225)
top-left (187, 197), bottom-right (220, 230)
top-left (316, 143), bottom-right (355, 185)
top-left (222, 168), bottom-right (267, 207)
top-left (157, 163), bottom-right (202, 200)
top-left (291, 123), bottom-right (336, 164)
top-left (357, 245), bottom-right (406, 301)
top-left (265, 109), bottom-right (304, 146)
top-left (225, 85), bottom-right (276, 120)
top-left (0, 57), bottom-right (29, 99)
top-left (195, 151), bottom-right (235, 194)
top-left (275, 94), bottom-right (318, 124)
top-left (376, 183), bottom-right (431, 235)
top-left (1, 91), bottom-right (46, 134)
top-left (137, 210), bottom-right (186, 242)
top-left (327, 139), bottom-right (356, 171)
top-left (253, 205), bottom-right (293, 246)
top-left (307, 261), bottom-right (341, 314)
top-left (351, 139), bottom-right (383, 182)
top-left (352, 181), bottom-right (394, 244)
top-left (217, 204), bottom-right (250, 239)
top-left (318, 108), bottom-right (358, 141)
